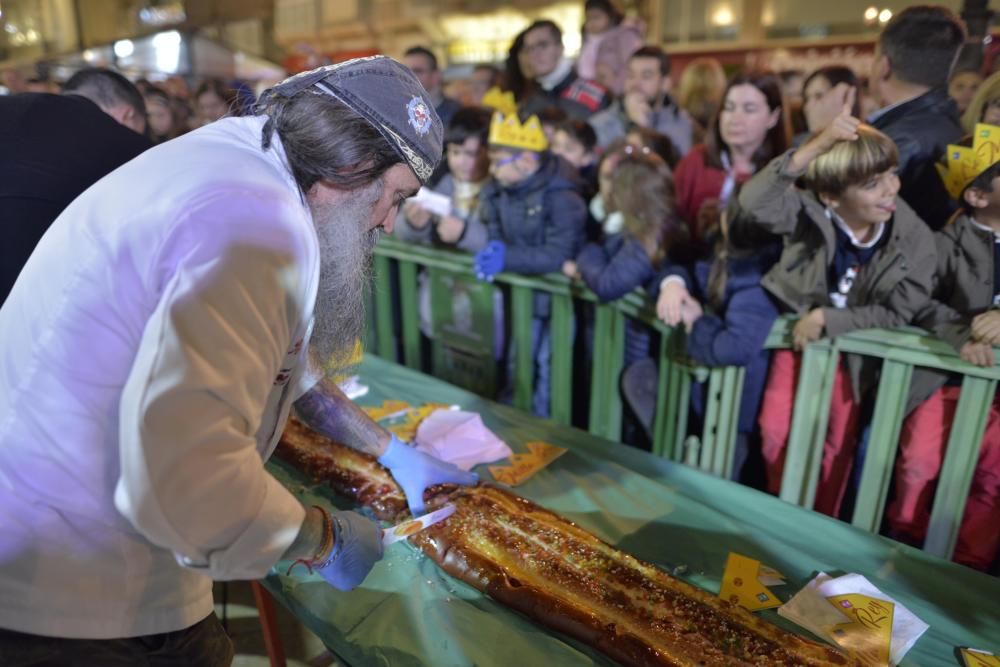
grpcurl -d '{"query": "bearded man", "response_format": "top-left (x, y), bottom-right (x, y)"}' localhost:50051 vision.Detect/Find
top-left (0, 57), bottom-right (476, 666)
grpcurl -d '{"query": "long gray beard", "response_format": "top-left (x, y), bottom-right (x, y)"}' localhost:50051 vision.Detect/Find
top-left (309, 181), bottom-right (382, 377)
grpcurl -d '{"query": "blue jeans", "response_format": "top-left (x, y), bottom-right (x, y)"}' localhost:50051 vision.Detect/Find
top-left (504, 315), bottom-right (577, 418)
top-left (504, 316), bottom-right (552, 417)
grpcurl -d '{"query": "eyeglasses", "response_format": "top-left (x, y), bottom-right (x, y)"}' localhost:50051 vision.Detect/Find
top-left (493, 154), bottom-right (520, 168)
top-left (622, 144), bottom-right (652, 156)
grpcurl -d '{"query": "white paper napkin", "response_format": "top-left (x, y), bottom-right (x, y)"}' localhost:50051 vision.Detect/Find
top-left (778, 572), bottom-right (929, 666)
top-left (414, 409), bottom-right (512, 471)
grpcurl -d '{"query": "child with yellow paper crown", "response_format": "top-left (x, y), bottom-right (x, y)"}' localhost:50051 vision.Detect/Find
top-left (474, 110), bottom-right (587, 417)
top-left (887, 122), bottom-right (1000, 572)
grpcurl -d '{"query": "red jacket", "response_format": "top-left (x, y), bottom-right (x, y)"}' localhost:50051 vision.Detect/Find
top-left (673, 144), bottom-right (751, 241)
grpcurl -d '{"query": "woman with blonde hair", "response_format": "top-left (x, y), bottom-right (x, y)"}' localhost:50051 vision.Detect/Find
top-left (961, 69), bottom-right (1000, 134)
top-left (676, 57), bottom-right (727, 137)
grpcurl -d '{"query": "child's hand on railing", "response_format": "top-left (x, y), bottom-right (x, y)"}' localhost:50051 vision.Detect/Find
top-left (792, 308), bottom-right (826, 350)
top-left (561, 260), bottom-right (581, 280)
top-left (656, 279), bottom-right (694, 326)
top-left (970, 310), bottom-right (1000, 346)
top-left (474, 241), bottom-right (506, 281)
top-left (679, 298), bottom-right (703, 333)
top-left (961, 340), bottom-right (996, 367)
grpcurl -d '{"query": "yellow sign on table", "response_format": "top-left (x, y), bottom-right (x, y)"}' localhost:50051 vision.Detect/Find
top-left (962, 648), bottom-right (1000, 667)
top-left (362, 401), bottom-right (451, 441)
top-left (489, 441), bottom-right (566, 486)
top-left (825, 594), bottom-right (894, 667)
top-left (718, 553), bottom-right (783, 611)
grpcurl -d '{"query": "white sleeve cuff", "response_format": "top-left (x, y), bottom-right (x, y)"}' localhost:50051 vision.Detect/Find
top-left (660, 274), bottom-right (687, 292)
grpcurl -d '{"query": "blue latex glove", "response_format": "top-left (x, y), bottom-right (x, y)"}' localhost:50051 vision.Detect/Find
top-left (316, 510), bottom-right (383, 591)
top-left (377, 434), bottom-right (479, 514)
top-left (473, 240), bottom-right (506, 281)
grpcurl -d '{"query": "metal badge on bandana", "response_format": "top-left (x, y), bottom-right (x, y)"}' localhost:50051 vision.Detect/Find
top-left (407, 96), bottom-right (432, 136)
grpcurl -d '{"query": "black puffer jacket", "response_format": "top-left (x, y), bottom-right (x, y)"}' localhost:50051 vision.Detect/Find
top-left (870, 88), bottom-right (961, 230)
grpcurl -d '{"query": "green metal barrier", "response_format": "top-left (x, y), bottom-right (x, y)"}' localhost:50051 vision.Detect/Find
top-left (370, 237), bottom-right (999, 562)
top-left (365, 237), bottom-right (1000, 558)
top-left (368, 236), bottom-right (733, 467)
top-left (764, 317), bottom-right (1000, 560)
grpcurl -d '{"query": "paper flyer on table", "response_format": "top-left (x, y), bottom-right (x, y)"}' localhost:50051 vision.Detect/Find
top-left (778, 572), bottom-right (928, 666)
top-left (718, 552), bottom-right (784, 611)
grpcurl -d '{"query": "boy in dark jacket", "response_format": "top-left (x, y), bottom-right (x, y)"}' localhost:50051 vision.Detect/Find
top-left (475, 111), bottom-right (587, 416)
top-left (888, 127), bottom-right (1000, 571)
top-left (736, 109), bottom-right (935, 517)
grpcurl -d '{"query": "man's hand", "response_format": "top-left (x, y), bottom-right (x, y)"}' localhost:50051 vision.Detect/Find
top-left (657, 279), bottom-right (694, 326)
top-left (623, 92), bottom-right (652, 127)
top-left (961, 340), bottom-right (996, 367)
top-left (315, 510), bottom-right (384, 591)
top-left (436, 215), bottom-right (466, 244)
top-left (793, 308), bottom-right (825, 350)
top-left (971, 310), bottom-right (1000, 345)
top-left (562, 259), bottom-right (580, 279)
top-left (377, 434), bottom-right (478, 515)
top-left (474, 240), bottom-right (506, 281)
top-left (403, 201), bottom-right (432, 229)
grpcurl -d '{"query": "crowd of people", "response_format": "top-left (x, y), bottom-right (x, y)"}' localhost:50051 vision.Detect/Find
top-left (389, 3), bottom-right (1000, 573)
top-left (0, 0), bottom-right (996, 591)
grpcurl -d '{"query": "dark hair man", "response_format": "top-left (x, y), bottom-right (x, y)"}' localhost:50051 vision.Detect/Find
top-left (403, 46), bottom-right (462, 128)
top-left (868, 4), bottom-right (967, 228)
top-left (588, 45), bottom-right (693, 156)
top-left (519, 19), bottom-right (611, 121)
top-left (0, 67), bottom-right (152, 305)
top-left (0, 56), bottom-right (476, 665)
top-left (63, 67), bottom-right (148, 134)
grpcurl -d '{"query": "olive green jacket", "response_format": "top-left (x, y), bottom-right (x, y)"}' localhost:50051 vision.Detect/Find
top-left (908, 214), bottom-right (998, 411)
top-left (733, 152), bottom-right (937, 401)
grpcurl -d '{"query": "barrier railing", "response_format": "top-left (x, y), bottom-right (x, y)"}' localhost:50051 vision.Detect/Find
top-left (369, 237), bottom-right (999, 561)
top-left (764, 319), bottom-right (1000, 560)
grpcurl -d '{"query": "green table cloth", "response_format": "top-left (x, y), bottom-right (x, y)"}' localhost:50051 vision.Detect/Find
top-left (261, 355), bottom-right (1000, 666)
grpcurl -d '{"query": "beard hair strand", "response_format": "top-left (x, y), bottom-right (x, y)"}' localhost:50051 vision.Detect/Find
top-left (309, 179), bottom-right (382, 378)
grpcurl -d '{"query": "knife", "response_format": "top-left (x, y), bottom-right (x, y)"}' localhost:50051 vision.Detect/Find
top-left (382, 503), bottom-right (457, 546)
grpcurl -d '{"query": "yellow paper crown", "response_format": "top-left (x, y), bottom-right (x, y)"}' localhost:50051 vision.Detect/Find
top-left (937, 123), bottom-right (1000, 198)
top-left (488, 111), bottom-right (548, 152)
top-left (481, 86), bottom-right (517, 116)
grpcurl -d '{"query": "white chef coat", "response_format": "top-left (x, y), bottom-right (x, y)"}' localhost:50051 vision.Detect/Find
top-left (0, 115), bottom-right (320, 638)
